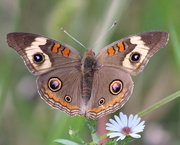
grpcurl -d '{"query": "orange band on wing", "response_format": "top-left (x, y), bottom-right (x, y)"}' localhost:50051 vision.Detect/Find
top-left (88, 88), bottom-right (127, 113)
top-left (45, 89), bottom-right (80, 110)
top-left (52, 43), bottom-right (61, 53)
top-left (117, 42), bottom-right (125, 52)
top-left (107, 47), bottom-right (115, 56)
top-left (61, 48), bottom-right (70, 57)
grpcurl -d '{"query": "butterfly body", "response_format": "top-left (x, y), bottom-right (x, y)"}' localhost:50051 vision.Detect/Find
top-left (82, 51), bottom-right (96, 102)
top-left (7, 31), bottom-right (169, 119)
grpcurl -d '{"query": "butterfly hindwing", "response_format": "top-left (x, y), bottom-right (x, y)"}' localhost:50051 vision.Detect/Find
top-left (37, 67), bottom-right (84, 116)
top-left (86, 66), bottom-right (134, 119)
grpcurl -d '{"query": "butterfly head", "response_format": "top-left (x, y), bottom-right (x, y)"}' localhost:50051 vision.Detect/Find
top-left (84, 49), bottom-right (95, 56)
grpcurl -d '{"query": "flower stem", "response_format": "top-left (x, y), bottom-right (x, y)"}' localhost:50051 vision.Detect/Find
top-left (138, 90), bottom-right (180, 117)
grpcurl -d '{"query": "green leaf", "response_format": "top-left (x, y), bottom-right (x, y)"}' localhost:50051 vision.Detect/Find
top-left (85, 118), bottom-right (100, 144)
top-left (54, 139), bottom-right (81, 145)
top-left (85, 118), bottom-right (97, 133)
top-left (91, 132), bottom-right (100, 144)
top-left (106, 139), bottom-right (118, 145)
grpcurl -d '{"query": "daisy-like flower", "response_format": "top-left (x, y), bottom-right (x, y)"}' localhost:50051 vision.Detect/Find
top-left (106, 112), bottom-right (145, 141)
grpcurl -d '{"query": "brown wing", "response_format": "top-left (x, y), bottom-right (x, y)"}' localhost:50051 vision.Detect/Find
top-left (85, 67), bottom-right (134, 119)
top-left (96, 31), bottom-right (169, 75)
top-left (7, 32), bottom-right (81, 75)
top-left (37, 67), bottom-right (84, 117)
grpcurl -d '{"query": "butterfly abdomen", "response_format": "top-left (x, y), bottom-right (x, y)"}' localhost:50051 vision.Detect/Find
top-left (82, 50), bottom-right (96, 103)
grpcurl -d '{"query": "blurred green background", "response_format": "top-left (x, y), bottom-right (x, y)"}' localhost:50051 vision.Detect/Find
top-left (0, 0), bottom-right (180, 145)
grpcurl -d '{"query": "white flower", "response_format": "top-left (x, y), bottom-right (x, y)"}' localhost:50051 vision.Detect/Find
top-left (106, 112), bottom-right (145, 141)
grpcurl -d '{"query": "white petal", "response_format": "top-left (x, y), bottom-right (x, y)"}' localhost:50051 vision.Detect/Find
top-left (120, 112), bottom-right (127, 126)
top-left (132, 128), bottom-right (144, 134)
top-left (114, 115), bottom-right (123, 128)
top-left (131, 117), bottom-right (141, 129)
top-left (133, 126), bottom-right (145, 133)
top-left (106, 122), bottom-right (112, 126)
top-left (106, 123), bottom-right (113, 128)
top-left (106, 123), bottom-right (120, 131)
top-left (109, 119), bottom-right (120, 128)
top-left (129, 133), bottom-right (141, 138)
top-left (116, 134), bottom-right (126, 141)
top-left (106, 126), bottom-right (120, 132)
top-left (107, 132), bottom-right (123, 138)
top-left (132, 125), bottom-right (145, 133)
top-left (132, 130), bottom-right (144, 134)
top-left (132, 121), bottom-right (145, 132)
top-left (129, 115), bottom-right (138, 127)
top-left (106, 122), bottom-right (115, 128)
top-left (138, 121), bottom-right (145, 127)
top-left (128, 114), bottom-right (134, 127)
top-left (119, 112), bottom-right (125, 119)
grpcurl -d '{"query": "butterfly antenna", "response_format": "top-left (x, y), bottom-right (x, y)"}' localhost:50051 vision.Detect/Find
top-left (61, 28), bottom-right (87, 50)
top-left (90, 21), bottom-right (117, 49)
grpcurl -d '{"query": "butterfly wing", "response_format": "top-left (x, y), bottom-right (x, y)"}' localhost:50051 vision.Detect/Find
top-left (85, 67), bottom-right (134, 119)
top-left (86, 31), bottom-right (169, 119)
top-left (37, 67), bottom-right (84, 116)
top-left (96, 31), bottom-right (169, 75)
top-left (7, 32), bottom-right (84, 116)
top-left (7, 32), bottom-right (82, 75)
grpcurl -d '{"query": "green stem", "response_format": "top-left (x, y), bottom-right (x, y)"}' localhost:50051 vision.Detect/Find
top-left (138, 91), bottom-right (180, 117)
top-left (89, 132), bottom-right (108, 145)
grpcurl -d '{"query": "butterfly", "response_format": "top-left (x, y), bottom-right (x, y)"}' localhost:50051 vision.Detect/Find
top-left (6, 31), bottom-right (169, 119)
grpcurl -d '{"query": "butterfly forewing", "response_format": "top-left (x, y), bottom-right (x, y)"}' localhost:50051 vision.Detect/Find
top-left (7, 32), bottom-right (82, 75)
top-left (96, 31), bottom-right (169, 75)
